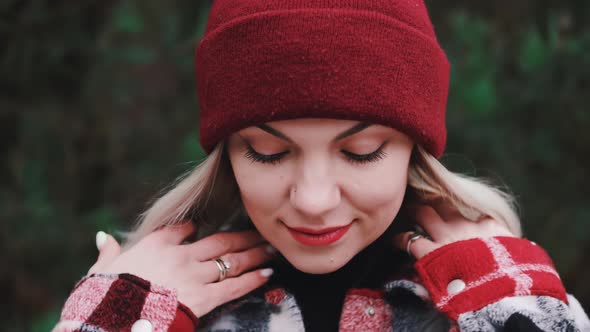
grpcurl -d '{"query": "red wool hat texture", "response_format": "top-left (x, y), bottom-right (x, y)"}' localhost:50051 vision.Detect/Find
top-left (195, 0), bottom-right (450, 158)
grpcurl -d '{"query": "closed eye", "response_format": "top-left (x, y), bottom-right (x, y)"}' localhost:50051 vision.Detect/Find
top-left (244, 141), bottom-right (388, 165)
top-left (341, 141), bottom-right (388, 164)
top-left (244, 145), bottom-right (288, 165)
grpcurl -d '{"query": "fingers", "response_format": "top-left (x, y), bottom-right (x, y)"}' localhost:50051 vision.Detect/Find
top-left (209, 268), bottom-right (273, 306)
top-left (476, 216), bottom-right (515, 237)
top-left (189, 230), bottom-right (266, 261)
top-left (200, 244), bottom-right (275, 283)
top-left (88, 231), bottom-right (121, 275)
top-left (430, 199), bottom-right (465, 222)
top-left (151, 221), bottom-right (197, 245)
top-left (392, 231), bottom-right (437, 260)
top-left (410, 205), bottom-right (449, 241)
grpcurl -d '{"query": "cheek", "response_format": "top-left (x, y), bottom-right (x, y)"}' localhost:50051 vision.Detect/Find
top-left (344, 159), bottom-right (409, 241)
top-left (231, 159), bottom-right (288, 219)
top-left (347, 160), bottom-right (409, 214)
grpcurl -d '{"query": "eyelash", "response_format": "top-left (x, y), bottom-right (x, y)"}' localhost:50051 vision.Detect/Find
top-left (244, 143), bottom-right (388, 166)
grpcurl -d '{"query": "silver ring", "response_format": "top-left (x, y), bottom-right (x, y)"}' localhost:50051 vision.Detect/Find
top-left (214, 257), bottom-right (231, 282)
top-left (406, 233), bottom-right (423, 255)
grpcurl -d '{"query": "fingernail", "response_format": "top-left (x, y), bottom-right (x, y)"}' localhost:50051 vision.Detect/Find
top-left (96, 231), bottom-right (107, 250)
top-left (265, 244), bottom-right (277, 255)
top-left (260, 268), bottom-right (274, 278)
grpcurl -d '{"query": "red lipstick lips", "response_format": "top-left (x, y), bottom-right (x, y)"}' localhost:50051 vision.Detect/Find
top-left (287, 223), bottom-right (353, 246)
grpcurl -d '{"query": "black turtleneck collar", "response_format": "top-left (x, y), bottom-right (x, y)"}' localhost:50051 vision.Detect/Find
top-left (267, 222), bottom-right (412, 332)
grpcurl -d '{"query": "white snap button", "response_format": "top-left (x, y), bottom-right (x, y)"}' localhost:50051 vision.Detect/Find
top-left (531, 241), bottom-right (537, 246)
top-left (131, 319), bottom-right (153, 332)
top-left (365, 306), bottom-right (375, 316)
top-left (447, 279), bottom-right (466, 295)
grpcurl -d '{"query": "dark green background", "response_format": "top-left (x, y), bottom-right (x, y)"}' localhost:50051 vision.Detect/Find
top-left (1, 1), bottom-right (589, 330)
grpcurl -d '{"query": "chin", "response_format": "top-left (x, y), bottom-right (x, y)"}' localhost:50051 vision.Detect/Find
top-left (283, 252), bottom-right (353, 274)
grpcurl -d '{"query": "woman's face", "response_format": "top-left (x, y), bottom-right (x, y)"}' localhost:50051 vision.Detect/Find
top-left (226, 118), bottom-right (414, 274)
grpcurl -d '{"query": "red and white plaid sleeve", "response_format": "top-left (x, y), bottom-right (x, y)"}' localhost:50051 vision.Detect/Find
top-left (53, 273), bottom-right (198, 332)
top-left (415, 236), bottom-right (590, 331)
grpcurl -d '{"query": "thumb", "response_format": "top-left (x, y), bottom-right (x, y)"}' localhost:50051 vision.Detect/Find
top-left (88, 231), bottom-right (121, 275)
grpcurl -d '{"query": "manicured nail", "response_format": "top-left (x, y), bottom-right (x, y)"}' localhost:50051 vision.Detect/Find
top-left (260, 268), bottom-right (274, 278)
top-left (265, 244), bottom-right (277, 255)
top-left (96, 231), bottom-right (107, 250)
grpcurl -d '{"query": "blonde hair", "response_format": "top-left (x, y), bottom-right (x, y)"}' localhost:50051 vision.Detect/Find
top-left (121, 142), bottom-right (521, 250)
top-left (408, 145), bottom-right (521, 236)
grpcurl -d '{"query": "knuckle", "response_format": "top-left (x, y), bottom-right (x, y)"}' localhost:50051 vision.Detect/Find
top-left (212, 235), bottom-right (232, 252)
top-left (225, 256), bottom-right (240, 275)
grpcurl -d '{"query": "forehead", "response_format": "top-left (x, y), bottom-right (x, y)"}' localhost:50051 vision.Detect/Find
top-left (236, 118), bottom-right (401, 138)
top-left (240, 118), bottom-right (360, 133)
top-left (228, 118), bottom-right (416, 152)
top-left (228, 118), bottom-right (414, 149)
top-left (267, 118), bottom-right (360, 128)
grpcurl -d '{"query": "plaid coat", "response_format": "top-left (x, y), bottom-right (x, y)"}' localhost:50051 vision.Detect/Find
top-left (54, 237), bottom-right (590, 331)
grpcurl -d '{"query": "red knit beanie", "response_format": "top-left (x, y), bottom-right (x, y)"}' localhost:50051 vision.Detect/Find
top-left (195, 0), bottom-right (450, 158)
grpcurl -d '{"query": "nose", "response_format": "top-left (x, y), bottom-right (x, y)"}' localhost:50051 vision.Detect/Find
top-left (290, 160), bottom-right (341, 217)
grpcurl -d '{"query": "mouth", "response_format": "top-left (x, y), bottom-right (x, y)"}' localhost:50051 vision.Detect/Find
top-left (285, 221), bottom-right (355, 246)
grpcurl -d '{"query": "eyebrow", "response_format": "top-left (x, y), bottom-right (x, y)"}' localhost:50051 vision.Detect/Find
top-left (256, 122), bottom-right (372, 143)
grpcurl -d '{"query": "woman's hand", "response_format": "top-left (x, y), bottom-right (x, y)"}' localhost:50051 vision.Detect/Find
top-left (87, 222), bottom-right (275, 318)
top-left (394, 201), bottom-right (515, 259)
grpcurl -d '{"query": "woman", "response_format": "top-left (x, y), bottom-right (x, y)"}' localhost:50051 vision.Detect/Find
top-left (54, 1), bottom-right (589, 331)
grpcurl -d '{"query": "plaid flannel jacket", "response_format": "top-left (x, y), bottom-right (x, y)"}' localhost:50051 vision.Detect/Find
top-left (54, 237), bottom-right (590, 332)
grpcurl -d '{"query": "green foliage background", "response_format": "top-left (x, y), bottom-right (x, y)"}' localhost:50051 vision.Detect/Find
top-left (1, 1), bottom-right (589, 330)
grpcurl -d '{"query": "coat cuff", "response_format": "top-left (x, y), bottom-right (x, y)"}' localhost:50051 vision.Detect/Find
top-left (170, 302), bottom-right (200, 331)
top-left (414, 236), bottom-right (567, 320)
top-left (56, 273), bottom-right (199, 332)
